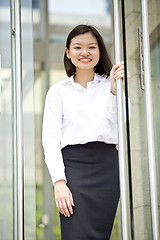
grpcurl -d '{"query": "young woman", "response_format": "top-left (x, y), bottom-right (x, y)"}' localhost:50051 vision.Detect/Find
top-left (42, 24), bottom-right (125, 240)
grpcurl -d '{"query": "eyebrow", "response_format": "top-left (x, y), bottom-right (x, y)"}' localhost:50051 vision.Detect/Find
top-left (72, 42), bottom-right (98, 45)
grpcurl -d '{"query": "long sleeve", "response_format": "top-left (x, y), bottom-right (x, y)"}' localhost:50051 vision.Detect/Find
top-left (107, 92), bottom-right (117, 123)
top-left (107, 91), bottom-right (131, 123)
top-left (42, 87), bottom-right (67, 184)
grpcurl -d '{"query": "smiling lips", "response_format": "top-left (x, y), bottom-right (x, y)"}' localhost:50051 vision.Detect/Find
top-left (79, 58), bottom-right (92, 62)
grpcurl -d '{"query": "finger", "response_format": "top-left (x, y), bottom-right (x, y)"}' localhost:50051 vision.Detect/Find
top-left (57, 200), bottom-right (66, 216)
top-left (59, 200), bottom-right (67, 216)
top-left (111, 63), bottom-right (124, 76)
top-left (114, 61), bottom-right (124, 70)
top-left (110, 64), bottom-right (119, 75)
top-left (56, 201), bottom-right (65, 216)
top-left (56, 199), bottom-right (61, 211)
top-left (115, 71), bottom-right (130, 81)
top-left (62, 199), bottom-right (70, 217)
top-left (118, 60), bottom-right (124, 66)
top-left (58, 206), bottom-right (65, 215)
top-left (115, 65), bottom-right (124, 74)
top-left (114, 69), bottom-right (124, 77)
top-left (114, 71), bottom-right (124, 79)
top-left (66, 198), bottom-right (73, 215)
top-left (69, 192), bottom-right (75, 207)
top-left (115, 73), bottom-right (125, 80)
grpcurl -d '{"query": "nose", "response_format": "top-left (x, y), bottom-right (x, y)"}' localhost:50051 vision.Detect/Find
top-left (81, 48), bottom-right (89, 56)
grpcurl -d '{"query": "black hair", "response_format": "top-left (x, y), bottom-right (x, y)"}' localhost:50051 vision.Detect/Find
top-left (64, 24), bottom-right (113, 77)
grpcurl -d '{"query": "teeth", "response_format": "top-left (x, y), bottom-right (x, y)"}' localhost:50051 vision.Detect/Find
top-left (80, 59), bottom-right (91, 62)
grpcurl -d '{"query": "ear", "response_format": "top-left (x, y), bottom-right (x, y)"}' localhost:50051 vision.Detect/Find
top-left (66, 48), bottom-right (71, 59)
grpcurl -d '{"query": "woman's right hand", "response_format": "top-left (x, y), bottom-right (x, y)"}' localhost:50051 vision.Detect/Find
top-left (54, 180), bottom-right (75, 217)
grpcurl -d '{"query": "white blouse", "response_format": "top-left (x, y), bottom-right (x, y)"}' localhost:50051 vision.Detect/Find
top-left (42, 73), bottom-right (126, 184)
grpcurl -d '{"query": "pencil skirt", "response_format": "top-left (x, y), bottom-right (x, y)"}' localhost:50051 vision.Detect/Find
top-left (60, 141), bottom-right (120, 240)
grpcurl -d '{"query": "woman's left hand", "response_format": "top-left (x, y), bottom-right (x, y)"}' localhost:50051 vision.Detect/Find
top-left (110, 61), bottom-right (125, 95)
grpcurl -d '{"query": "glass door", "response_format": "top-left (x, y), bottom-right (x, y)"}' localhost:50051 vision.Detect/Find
top-left (33, 0), bottom-right (122, 239)
top-left (121, 0), bottom-right (160, 239)
top-left (149, 0), bottom-right (160, 223)
top-left (0, 0), bottom-right (36, 239)
top-left (0, 1), bottom-right (13, 239)
top-left (148, 0), bottom-right (160, 237)
top-left (33, 0), bottom-right (160, 239)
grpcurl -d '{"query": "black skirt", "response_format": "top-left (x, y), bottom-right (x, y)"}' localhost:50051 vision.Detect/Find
top-left (60, 141), bottom-right (120, 240)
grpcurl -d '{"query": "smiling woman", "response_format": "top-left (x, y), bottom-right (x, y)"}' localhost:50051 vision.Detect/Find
top-left (42, 24), bottom-right (125, 240)
top-left (64, 25), bottom-right (113, 78)
top-left (66, 33), bottom-right (100, 67)
top-left (65, 32), bottom-right (100, 87)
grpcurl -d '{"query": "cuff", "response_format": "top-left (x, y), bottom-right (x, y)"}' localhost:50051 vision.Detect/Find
top-left (51, 170), bottom-right (67, 185)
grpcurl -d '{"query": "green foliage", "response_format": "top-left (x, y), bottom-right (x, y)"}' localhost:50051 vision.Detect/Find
top-left (36, 183), bottom-right (61, 240)
top-left (36, 183), bottom-right (44, 240)
top-left (53, 197), bottom-right (61, 239)
top-left (110, 212), bottom-right (119, 240)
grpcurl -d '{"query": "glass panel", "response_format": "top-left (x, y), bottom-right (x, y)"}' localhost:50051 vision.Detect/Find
top-left (21, 0), bottom-right (36, 239)
top-left (124, 0), bottom-right (153, 239)
top-left (0, 1), bottom-right (13, 240)
top-left (34, 0), bottom-right (122, 239)
top-left (148, 0), bottom-right (160, 226)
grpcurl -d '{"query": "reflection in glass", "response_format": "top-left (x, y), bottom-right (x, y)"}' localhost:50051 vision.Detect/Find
top-left (21, 0), bottom-right (36, 239)
top-left (149, 0), bottom-right (160, 226)
top-left (0, 1), bottom-right (13, 240)
top-left (124, 0), bottom-right (152, 239)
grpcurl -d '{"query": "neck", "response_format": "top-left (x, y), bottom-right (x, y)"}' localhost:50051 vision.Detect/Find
top-left (74, 69), bottom-right (95, 88)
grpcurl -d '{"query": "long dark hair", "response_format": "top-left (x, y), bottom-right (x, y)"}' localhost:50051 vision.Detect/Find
top-left (64, 24), bottom-right (113, 77)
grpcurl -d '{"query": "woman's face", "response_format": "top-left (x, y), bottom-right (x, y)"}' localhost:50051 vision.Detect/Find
top-left (66, 32), bottom-right (100, 71)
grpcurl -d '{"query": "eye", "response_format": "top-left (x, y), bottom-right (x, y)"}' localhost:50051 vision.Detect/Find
top-left (74, 46), bottom-right (81, 49)
top-left (89, 46), bottom-right (96, 49)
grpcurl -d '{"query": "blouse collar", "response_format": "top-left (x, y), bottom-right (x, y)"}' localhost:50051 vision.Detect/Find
top-left (65, 73), bottom-right (106, 89)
